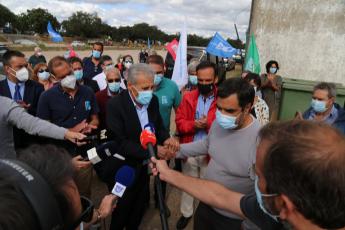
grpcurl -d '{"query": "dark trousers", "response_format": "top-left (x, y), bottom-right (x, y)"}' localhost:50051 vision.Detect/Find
top-left (194, 202), bottom-right (242, 230)
top-left (109, 165), bottom-right (150, 230)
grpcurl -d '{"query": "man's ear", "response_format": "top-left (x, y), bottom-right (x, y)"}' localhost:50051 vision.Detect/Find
top-left (277, 194), bottom-right (296, 220)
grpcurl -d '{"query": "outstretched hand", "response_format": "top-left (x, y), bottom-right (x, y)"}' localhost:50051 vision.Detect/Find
top-left (150, 157), bottom-right (171, 181)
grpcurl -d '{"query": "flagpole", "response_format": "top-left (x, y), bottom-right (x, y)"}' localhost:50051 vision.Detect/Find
top-left (234, 23), bottom-right (244, 71)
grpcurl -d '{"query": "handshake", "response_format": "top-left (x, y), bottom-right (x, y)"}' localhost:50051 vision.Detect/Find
top-left (157, 137), bottom-right (180, 160)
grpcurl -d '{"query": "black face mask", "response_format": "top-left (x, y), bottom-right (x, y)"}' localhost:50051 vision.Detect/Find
top-left (198, 83), bottom-right (214, 95)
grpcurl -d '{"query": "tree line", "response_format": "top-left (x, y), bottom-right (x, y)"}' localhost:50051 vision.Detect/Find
top-left (0, 4), bottom-right (244, 48)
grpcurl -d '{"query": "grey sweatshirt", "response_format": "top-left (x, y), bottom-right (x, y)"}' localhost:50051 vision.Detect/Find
top-left (177, 116), bottom-right (260, 219)
top-left (0, 96), bottom-right (67, 159)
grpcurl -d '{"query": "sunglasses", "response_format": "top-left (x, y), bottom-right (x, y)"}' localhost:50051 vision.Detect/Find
top-left (38, 69), bottom-right (48, 73)
top-left (68, 196), bottom-right (94, 230)
top-left (108, 79), bottom-right (121, 83)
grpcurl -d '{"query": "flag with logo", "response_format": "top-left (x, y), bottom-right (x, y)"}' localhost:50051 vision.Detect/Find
top-left (244, 34), bottom-right (261, 74)
top-left (206, 32), bottom-right (237, 58)
top-left (166, 39), bottom-right (179, 61)
top-left (171, 23), bottom-right (188, 90)
top-left (47, 21), bottom-right (63, 43)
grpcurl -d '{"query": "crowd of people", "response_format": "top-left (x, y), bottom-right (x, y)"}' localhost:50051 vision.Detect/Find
top-left (0, 42), bottom-right (345, 230)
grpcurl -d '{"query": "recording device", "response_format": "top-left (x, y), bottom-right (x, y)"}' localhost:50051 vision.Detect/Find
top-left (139, 124), bottom-right (169, 230)
top-left (111, 165), bottom-right (136, 198)
top-left (86, 141), bottom-right (125, 165)
top-left (81, 129), bottom-right (108, 142)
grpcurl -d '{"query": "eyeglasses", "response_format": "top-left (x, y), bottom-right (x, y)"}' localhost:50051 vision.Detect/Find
top-left (68, 196), bottom-right (94, 230)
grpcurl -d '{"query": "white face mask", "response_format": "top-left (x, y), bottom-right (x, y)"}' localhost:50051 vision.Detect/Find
top-left (61, 74), bottom-right (76, 89)
top-left (124, 61), bottom-right (132, 69)
top-left (10, 67), bottom-right (29, 82)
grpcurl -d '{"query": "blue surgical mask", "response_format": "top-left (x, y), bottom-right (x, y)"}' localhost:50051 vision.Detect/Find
top-left (38, 71), bottom-right (50, 81)
top-left (189, 75), bottom-right (198, 85)
top-left (255, 176), bottom-right (279, 222)
top-left (311, 99), bottom-right (327, 113)
top-left (134, 87), bottom-right (153, 105)
top-left (92, 50), bottom-right (101, 59)
top-left (108, 82), bottom-right (121, 93)
top-left (154, 74), bottom-right (163, 86)
top-left (269, 67), bottom-right (277, 74)
top-left (74, 70), bottom-right (83, 81)
top-left (216, 109), bottom-right (238, 129)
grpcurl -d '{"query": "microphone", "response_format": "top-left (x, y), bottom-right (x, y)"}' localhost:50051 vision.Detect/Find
top-left (86, 141), bottom-right (125, 164)
top-left (140, 124), bottom-right (169, 230)
top-left (140, 129), bottom-right (157, 158)
top-left (140, 123), bottom-right (158, 158)
top-left (111, 165), bottom-right (136, 198)
top-left (82, 129), bottom-right (108, 142)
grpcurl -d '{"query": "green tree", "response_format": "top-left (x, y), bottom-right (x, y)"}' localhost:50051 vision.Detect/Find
top-left (15, 8), bottom-right (60, 34)
top-left (0, 4), bottom-right (17, 27)
top-left (62, 11), bottom-right (110, 38)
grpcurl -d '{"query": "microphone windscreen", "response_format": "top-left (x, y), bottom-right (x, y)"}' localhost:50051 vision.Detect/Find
top-left (115, 165), bottom-right (135, 187)
top-left (140, 130), bottom-right (157, 149)
top-left (96, 141), bottom-right (119, 159)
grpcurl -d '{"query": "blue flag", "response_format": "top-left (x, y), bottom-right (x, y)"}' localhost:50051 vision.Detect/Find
top-left (47, 21), bottom-right (63, 43)
top-left (206, 32), bottom-right (237, 58)
top-left (147, 37), bottom-right (151, 49)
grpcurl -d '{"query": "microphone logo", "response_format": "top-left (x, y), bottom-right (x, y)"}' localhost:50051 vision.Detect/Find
top-left (112, 182), bottom-right (126, 197)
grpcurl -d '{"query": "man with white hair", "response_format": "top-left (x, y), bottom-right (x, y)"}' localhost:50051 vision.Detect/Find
top-left (96, 67), bottom-right (123, 130)
top-left (28, 47), bottom-right (46, 69)
top-left (106, 63), bottom-right (179, 230)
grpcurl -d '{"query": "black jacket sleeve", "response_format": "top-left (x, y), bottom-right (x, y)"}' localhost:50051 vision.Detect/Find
top-left (106, 97), bottom-right (149, 161)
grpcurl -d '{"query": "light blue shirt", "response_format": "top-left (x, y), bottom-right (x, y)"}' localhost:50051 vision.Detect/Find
top-left (193, 94), bottom-right (215, 141)
top-left (7, 79), bottom-right (25, 100)
top-left (129, 92), bottom-right (149, 129)
top-left (309, 104), bottom-right (339, 125)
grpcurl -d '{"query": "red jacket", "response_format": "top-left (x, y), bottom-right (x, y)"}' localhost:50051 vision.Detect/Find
top-left (175, 89), bottom-right (217, 144)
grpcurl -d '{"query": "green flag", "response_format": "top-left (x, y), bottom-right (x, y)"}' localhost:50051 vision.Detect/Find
top-left (244, 34), bottom-right (261, 74)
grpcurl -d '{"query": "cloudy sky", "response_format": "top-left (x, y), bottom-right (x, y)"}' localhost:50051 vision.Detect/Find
top-left (2, 0), bottom-right (252, 40)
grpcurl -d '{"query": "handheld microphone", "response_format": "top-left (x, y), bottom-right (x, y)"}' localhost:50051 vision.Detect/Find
top-left (111, 165), bottom-right (136, 198)
top-left (87, 141), bottom-right (125, 164)
top-left (140, 124), bottom-right (169, 230)
top-left (82, 129), bottom-right (108, 142)
top-left (140, 129), bottom-right (157, 158)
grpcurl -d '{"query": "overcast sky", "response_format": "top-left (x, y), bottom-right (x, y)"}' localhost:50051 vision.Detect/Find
top-left (2, 0), bottom-right (252, 40)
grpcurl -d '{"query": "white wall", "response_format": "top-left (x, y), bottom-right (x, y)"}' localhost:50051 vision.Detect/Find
top-left (249, 0), bottom-right (345, 84)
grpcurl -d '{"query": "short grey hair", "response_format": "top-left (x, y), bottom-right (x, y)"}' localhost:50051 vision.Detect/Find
top-left (313, 82), bottom-right (336, 98)
top-left (105, 67), bottom-right (121, 78)
top-left (127, 63), bottom-right (154, 84)
top-left (188, 60), bottom-right (200, 74)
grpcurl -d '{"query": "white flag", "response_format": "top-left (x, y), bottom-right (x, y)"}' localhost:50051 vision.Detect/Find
top-left (171, 23), bottom-right (188, 90)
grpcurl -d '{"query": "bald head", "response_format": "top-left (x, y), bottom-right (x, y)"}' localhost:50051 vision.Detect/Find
top-left (259, 121), bottom-right (345, 228)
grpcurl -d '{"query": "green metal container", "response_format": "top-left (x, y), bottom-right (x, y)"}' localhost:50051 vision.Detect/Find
top-left (278, 79), bottom-right (345, 120)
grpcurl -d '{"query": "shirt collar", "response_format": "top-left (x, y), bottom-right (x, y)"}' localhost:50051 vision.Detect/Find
top-left (310, 104), bottom-right (338, 120)
top-left (128, 90), bottom-right (148, 110)
top-left (199, 93), bottom-right (215, 101)
top-left (7, 78), bottom-right (25, 87)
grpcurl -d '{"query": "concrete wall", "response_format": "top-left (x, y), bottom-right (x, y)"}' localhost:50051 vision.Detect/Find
top-left (249, 0), bottom-right (345, 84)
